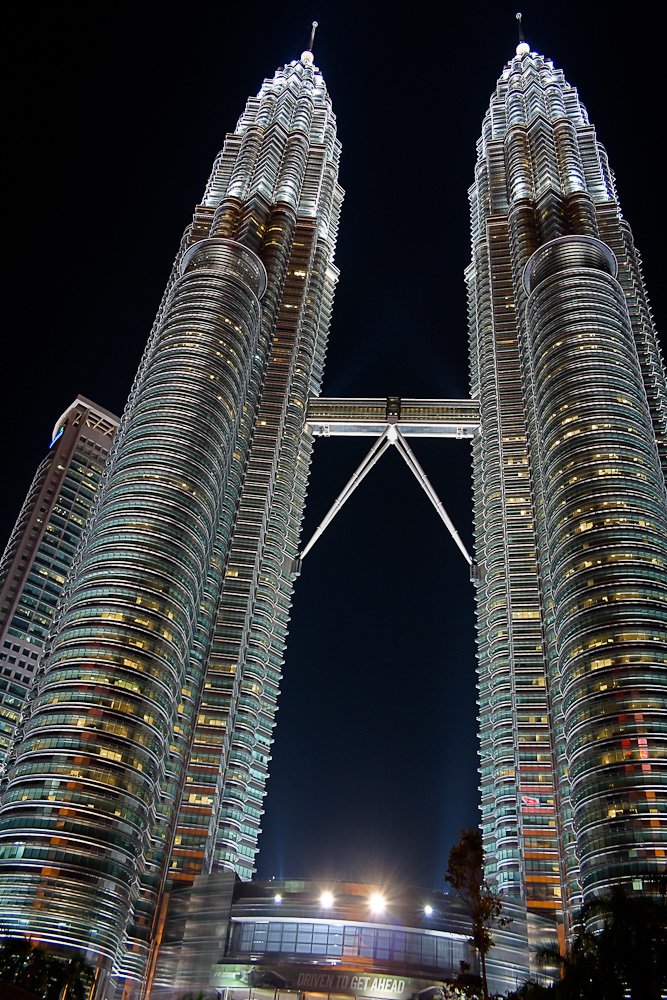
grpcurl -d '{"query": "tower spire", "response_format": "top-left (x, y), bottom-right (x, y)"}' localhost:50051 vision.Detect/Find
top-left (515, 12), bottom-right (530, 56)
top-left (516, 11), bottom-right (525, 40)
top-left (301, 21), bottom-right (318, 65)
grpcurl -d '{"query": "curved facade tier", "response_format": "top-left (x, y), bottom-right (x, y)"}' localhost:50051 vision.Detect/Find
top-left (524, 235), bottom-right (667, 900)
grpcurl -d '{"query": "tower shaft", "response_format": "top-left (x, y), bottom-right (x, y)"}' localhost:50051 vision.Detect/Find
top-left (0, 52), bottom-right (343, 991)
top-left (469, 43), bottom-right (667, 925)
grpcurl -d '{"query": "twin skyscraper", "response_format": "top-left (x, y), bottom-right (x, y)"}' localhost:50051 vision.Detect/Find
top-left (0, 25), bottom-right (665, 999)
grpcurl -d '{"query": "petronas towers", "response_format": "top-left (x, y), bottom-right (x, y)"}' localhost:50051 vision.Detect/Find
top-left (0, 22), bottom-right (665, 999)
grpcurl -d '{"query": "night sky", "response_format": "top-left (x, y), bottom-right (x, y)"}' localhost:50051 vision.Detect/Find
top-left (5, 2), bottom-right (664, 891)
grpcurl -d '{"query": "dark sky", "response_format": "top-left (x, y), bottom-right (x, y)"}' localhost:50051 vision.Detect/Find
top-left (5, 2), bottom-right (664, 890)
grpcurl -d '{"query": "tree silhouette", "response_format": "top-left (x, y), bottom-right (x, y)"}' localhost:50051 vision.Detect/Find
top-left (527, 885), bottom-right (667, 999)
top-left (445, 828), bottom-right (511, 1000)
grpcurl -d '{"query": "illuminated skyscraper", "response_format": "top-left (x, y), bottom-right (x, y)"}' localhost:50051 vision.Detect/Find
top-left (468, 28), bottom-right (667, 934)
top-left (0, 36), bottom-right (342, 995)
top-left (0, 398), bottom-right (119, 763)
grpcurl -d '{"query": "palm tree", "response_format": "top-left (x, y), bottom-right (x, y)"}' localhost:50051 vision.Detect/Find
top-left (532, 886), bottom-right (667, 999)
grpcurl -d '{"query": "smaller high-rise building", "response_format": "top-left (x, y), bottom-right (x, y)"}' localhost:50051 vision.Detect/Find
top-left (0, 396), bottom-right (119, 764)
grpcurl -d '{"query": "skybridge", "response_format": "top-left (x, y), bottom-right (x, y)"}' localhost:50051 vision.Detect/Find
top-left (292, 397), bottom-right (482, 579)
top-left (306, 396), bottom-right (480, 439)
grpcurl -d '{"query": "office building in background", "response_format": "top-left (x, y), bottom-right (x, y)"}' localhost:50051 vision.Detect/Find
top-left (0, 398), bottom-right (119, 763)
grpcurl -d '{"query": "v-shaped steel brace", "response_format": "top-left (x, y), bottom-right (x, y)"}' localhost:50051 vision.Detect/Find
top-left (296, 425), bottom-right (474, 573)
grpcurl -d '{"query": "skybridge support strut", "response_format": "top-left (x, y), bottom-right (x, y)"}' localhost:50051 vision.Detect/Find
top-left (391, 427), bottom-right (473, 566)
top-left (292, 423), bottom-right (475, 576)
top-left (299, 427), bottom-right (393, 563)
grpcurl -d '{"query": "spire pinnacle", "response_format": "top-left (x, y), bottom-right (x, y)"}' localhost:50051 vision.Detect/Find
top-left (515, 12), bottom-right (530, 56)
top-left (301, 21), bottom-right (318, 65)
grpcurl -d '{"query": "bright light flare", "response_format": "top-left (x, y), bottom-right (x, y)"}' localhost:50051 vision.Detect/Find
top-left (424, 904), bottom-right (434, 916)
top-left (320, 891), bottom-right (334, 908)
top-left (274, 893), bottom-right (282, 903)
top-left (369, 892), bottom-right (386, 914)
